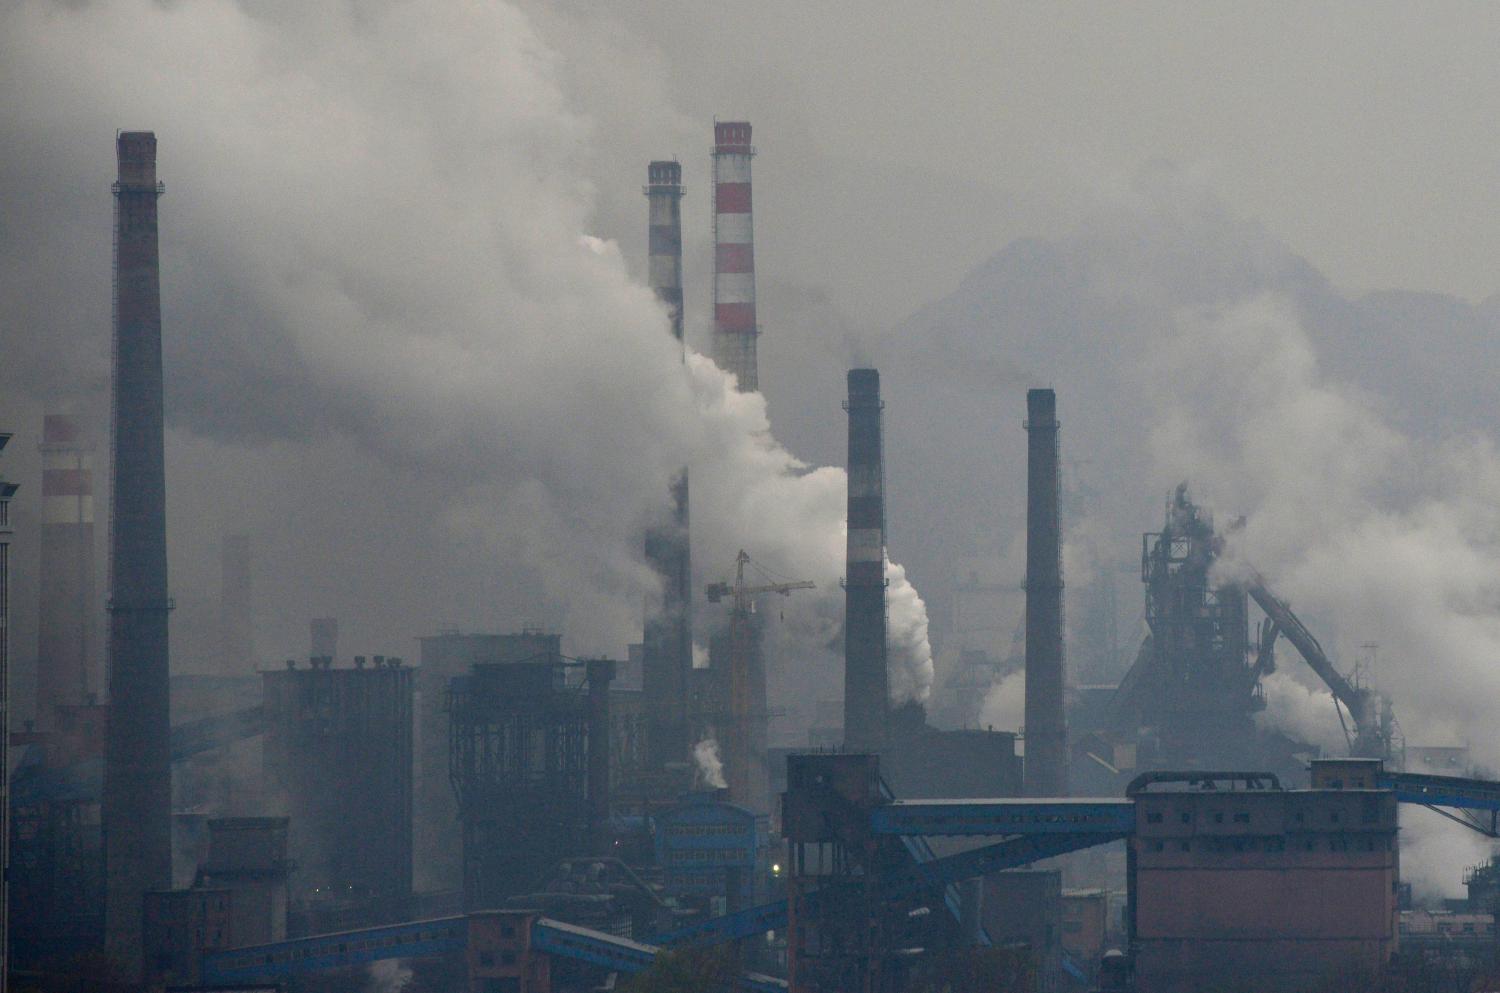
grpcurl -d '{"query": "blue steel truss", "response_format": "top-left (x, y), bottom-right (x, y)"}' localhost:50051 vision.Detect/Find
top-left (202, 916), bottom-right (466, 984)
top-left (654, 831), bottom-right (1124, 947)
top-left (870, 799), bottom-right (1135, 837)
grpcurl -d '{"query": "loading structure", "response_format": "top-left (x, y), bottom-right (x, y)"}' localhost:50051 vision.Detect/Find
top-left (193, 755), bottom-right (1500, 993)
top-left (449, 657), bottom-right (613, 910)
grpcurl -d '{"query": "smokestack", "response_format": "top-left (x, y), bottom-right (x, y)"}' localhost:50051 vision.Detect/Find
top-left (844, 369), bottom-right (888, 752)
top-left (1023, 388), bottom-right (1067, 797)
top-left (310, 618), bottom-right (338, 662)
top-left (646, 160), bottom-right (685, 348)
top-left (711, 122), bottom-right (758, 392)
top-left (643, 161), bottom-right (693, 771)
top-left (103, 131), bottom-right (172, 974)
top-left (220, 535), bottom-right (252, 671)
top-left (37, 413), bottom-right (97, 725)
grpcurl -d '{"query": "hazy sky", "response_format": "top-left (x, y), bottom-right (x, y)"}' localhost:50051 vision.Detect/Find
top-left (564, 2), bottom-right (1500, 326)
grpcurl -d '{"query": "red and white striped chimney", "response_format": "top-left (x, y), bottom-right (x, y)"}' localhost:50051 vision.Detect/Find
top-left (711, 121), bottom-right (758, 392)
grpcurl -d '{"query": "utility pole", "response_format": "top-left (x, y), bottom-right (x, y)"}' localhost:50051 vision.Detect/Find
top-left (706, 550), bottom-right (812, 810)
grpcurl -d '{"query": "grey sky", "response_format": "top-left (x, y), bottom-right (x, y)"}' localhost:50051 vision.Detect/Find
top-left (562, 2), bottom-right (1500, 325)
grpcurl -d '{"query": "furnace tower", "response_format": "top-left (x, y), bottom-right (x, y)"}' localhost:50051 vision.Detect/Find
top-left (102, 131), bottom-right (173, 973)
top-left (37, 414), bottom-right (97, 724)
top-left (1023, 389), bottom-right (1067, 796)
top-left (711, 122), bottom-right (758, 391)
top-left (844, 369), bottom-right (889, 752)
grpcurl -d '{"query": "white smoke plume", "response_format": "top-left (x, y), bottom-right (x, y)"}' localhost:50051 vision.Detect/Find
top-left (1145, 295), bottom-right (1500, 771)
top-left (0, 2), bottom-right (932, 713)
top-left (1143, 295), bottom-right (1500, 895)
top-left (692, 737), bottom-right (727, 790)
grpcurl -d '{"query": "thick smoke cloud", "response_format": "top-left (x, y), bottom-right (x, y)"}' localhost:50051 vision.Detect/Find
top-left (0, 0), bottom-right (933, 718)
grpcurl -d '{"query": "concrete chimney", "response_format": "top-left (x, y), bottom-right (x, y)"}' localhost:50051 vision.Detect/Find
top-left (643, 160), bottom-right (694, 771)
top-left (37, 413), bottom-right (97, 725)
top-left (711, 122), bottom-right (758, 391)
top-left (844, 369), bottom-right (888, 752)
top-left (103, 131), bottom-right (173, 974)
top-left (1023, 388), bottom-right (1067, 796)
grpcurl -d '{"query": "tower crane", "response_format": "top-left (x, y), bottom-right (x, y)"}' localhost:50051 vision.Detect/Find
top-left (706, 550), bottom-right (814, 809)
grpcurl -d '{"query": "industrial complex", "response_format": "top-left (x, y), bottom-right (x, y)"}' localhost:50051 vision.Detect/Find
top-left (6, 120), bottom-right (1500, 993)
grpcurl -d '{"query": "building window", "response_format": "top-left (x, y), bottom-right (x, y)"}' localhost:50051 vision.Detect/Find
top-left (1213, 812), bottom-right (1224, 824)
top-left (1146, 811), bottom-right (1163, 824)
top-left (1179, 841), bottom-right (1190, 852)
top-left (1149, 840), bottom-right (1164, 852)
top-left (1331, 812), bottom-right (1340, 824)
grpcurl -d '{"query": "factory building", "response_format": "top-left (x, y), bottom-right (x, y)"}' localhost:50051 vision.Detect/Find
top-left (655, 790), bottom-right (769, 915)
top-left (415, 631), bottom-right (563, 893)
top-left (102, 130), bottom-right (174, 974)
top-left (448, 657), bottom-right (613, 910)
top-left (1129, 762), bottom-right (1399, 992)
top-left (36, 414), bottom-right (97, 729)
top-left (261, 657), bottom-right (413, 925)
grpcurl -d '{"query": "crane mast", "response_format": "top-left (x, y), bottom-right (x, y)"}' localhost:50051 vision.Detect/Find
top-left (706, 550), bottom-right (814, 810)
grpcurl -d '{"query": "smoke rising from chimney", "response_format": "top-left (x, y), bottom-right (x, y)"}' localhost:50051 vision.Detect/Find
top-left (692, 737), bottom-right (727, 790)
top-left (0, 2), bottom-right (934, 705)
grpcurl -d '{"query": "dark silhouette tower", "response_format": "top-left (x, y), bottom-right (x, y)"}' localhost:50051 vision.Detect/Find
top-left (643, 160), bottom-right (692, 770)
top-left (1023, 389), bottom-right (1067, 796)
top-left (843, 369), bottom-right (888, 752)
top-left (37, 414), bottom-right (97, 725)
top-left (103, 131), bottom-right (172, 973)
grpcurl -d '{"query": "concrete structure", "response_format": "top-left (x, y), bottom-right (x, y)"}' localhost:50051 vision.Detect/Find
top-left (103, 130), bottom-right (173, 973)
top-left (982, 870), bottom-right (1062, 991)
top-left (643, 159), bottom-right (693, 775)
top-left (415, 631), bottom-right (563, 893)
top-left (262, 660), bottom-right (413, 917)
top-left (0, 432), bottom-right (15, 991)
top-left (196, 817), bottom-right (289, 947)
top-left (711, 121), bottom-right (758, 391)
top-left (142, 887), bottom-right (232, 987)
top-left (1060, 889), bottom-right (1110, 977)
top-left (844, 369), bottom-right (889, 754)
top-left (37, 414), bottom-right (97, 727)
top-left (1023, 388), bottom-right (1067, 796)
top-left (1129, 767), bottom-right (1399, 993)
top-left (448, 658), bottom-right (613, 910)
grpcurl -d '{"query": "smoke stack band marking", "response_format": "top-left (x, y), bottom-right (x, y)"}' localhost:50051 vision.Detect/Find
top-left (712, 122), bottom-right (758, 391)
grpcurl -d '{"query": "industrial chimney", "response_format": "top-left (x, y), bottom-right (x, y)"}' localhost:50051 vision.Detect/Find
top-left (711, 122), bottom-right (759, 392)
top-left (37, 413), bottom-right (97, 726)
top-left (643, 160), bottom-right (694, 771)
top-left (102, 131), bottom-right (172, 974)
top-left (1023, 388), bottom-right (1067, 796)
top-left (844, 369), bottom-right (888, 752)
